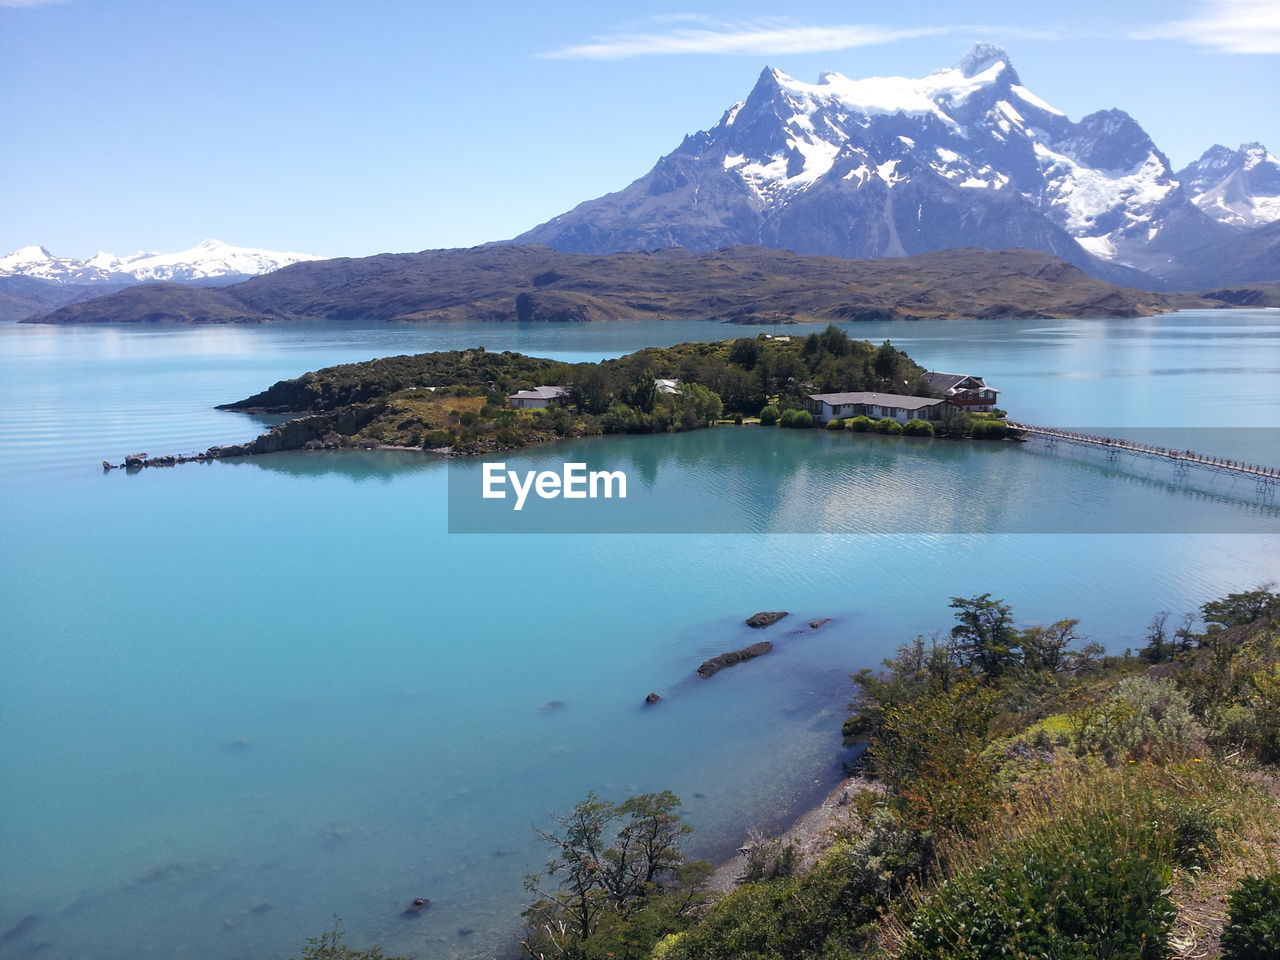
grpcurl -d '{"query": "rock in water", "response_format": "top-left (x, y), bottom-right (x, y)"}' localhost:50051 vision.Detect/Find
top-left (809, 618), bottom-right (832, 629)
top-left (697, 641), bottom-right (773, 678)
top-left (644, 692), bottom-right (662, 705)
top-left (401, 898), bottom-right (430, 918)
top-left (746, 611), bottom-right (788, 628)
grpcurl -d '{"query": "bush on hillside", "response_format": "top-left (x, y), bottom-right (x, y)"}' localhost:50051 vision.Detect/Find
top-left (667, 808), bottom-right (930, 960)
top-left (901, 804), bottom-right (1176, 960)
top-left (1085, 676), bottom-right (1198, 760)
top-left (759, 404), bottom-right (781, 425)
top-left (780, 408), bottom-right (814, 429)
top-left (1221, 872), bottom-right (1280, 960)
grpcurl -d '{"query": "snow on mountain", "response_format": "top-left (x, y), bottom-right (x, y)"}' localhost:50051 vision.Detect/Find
top-left (1178, 143), bottom-right (1280, 228)
top-left (515, 44), bottom-right (1262, 286)
top-left (0, 239), bottom-right (323, 285)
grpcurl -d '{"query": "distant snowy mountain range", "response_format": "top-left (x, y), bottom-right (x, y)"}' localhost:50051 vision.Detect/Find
top-left (516, 44), bottom-right (1280, 288)
top-left (0, 238), bottom-right (322, 285)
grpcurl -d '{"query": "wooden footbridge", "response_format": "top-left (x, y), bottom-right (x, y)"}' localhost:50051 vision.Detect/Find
top-left (1006, 422), bottom-right (1280, 498)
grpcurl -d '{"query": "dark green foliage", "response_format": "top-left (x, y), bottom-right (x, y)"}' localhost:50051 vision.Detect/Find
top-left (874, 340), bottom-right (902, 377)
top-left (521, 792), bottom-right (711, 960)
top-left (901, 812), bottom-right (1176, 960)
top-left (872, 417), bottom-right (903, 434)
top-left (222, 348), bottom-right (575, 413)
top-left (1222, 872), bottom-right (1280, 960)
top-left (779, 408), bottom-right (813, 429)
top-left (728, 338), bottom-right (761, 369)
top-left (949, 593), bottom-right (1021, 677)
top-left (667, 808), bottom-right (931, 960)
top-left (758, 404), bottom-right (780, 425)
top-left (1202, 587), bottom-right (1280, 633)
top-left (847, 415), bottom-right (873, 432)
top-left (903, 418), bottom-right (934, 436)
top-left (970, 419), bottom-right (1008, 440)
top-left (826, 417), bottom-right (845, 431)
top-left (873, 680), bottom-right (1001, 833)
top-left (291, 915), bottom-right (406, 960)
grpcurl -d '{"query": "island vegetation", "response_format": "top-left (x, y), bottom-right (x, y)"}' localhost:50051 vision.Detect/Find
top-left (203, 327), bottom-right (1005, 460)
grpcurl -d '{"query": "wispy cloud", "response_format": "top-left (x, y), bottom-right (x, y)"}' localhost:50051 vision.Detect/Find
top-left (1140, 0), bottom-right (1280, 54)
top-left (539, 19), bottom-right (960, 61)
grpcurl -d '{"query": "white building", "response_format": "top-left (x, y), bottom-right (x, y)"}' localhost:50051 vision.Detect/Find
top-left (805, 392), bottom-right (957, 424)
top-left (508, 385), bottom-right (569, 409)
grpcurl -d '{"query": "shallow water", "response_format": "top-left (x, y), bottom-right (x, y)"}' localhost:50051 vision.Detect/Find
top-left (1, 312), bottom-right (1277, 959)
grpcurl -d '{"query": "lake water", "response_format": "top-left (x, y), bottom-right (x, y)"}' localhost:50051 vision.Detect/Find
top-left (1, 312), bottom-right (1278, 960)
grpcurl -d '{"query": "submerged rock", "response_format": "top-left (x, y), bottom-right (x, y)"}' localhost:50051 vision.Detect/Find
top-left (644, 692), bottom-right (662, 705)
top-left (697, 641), bottom-right (773, 678)
top-left (809, 618), bottom-right (832, 629)
top-left (745, 611), bottom-right (788, 628)
top-left (402, 898), bottom-right (431, 918)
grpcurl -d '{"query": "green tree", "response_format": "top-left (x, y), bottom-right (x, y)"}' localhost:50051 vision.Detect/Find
top-left (949, 593), bottom-right (1021, 677)
top-left (1202, 586), bottom-right (1279, 633)
top-left (521, 792), bottom-right (711, 960)
top-left (873, 340), bottom-right (901, 379)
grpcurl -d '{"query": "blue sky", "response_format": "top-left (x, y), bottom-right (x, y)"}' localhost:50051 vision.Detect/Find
top-left (2, 0), bottom-right (1277, 259)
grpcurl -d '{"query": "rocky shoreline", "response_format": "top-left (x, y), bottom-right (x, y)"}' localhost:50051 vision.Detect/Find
top-left (707, 776), bottom-right (880, 894)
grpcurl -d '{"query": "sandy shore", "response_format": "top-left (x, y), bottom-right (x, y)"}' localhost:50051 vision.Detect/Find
top-left (708, 776), bottom-right (880, 893)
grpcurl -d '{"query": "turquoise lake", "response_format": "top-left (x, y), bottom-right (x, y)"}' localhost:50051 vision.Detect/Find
top-left (1, 312), bottom-right (1279, 959)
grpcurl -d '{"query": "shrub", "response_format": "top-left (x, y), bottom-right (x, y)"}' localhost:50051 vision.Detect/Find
top-left (872, 681), bottom-right (1001, 834)
top-left (780, 408), bottom-right (814, 429)
top-left (901, 804), bottom-right (1176, 960)
top-left (847, 415), bottom-right (873, 432)
top-left (759, 404), bottom-right (781, 426)
top-left (971, 420), bottom-right (1008, 440)
top-left (903, 418), bottom-right (935, 437)
top-left (740, 830), bottom-right (800, 883)
top-left (826, 417), bottom-right (845, 431)
top-left (1086, 676), bottom-right (1198, 760)
top-left (668, 810), bottom-right (930, 960)
top-left (1221, 872), bottom-right (1280, 960)
top-left (873, 418), bottom-right (903, 435)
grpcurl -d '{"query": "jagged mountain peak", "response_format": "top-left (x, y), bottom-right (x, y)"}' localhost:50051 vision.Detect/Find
top-left (513, 46), bottom-right (1271, 288)
top-left (1179, 141), bottom-right (1280, 229)
top-left (955, 41), bottom-right (1015, 80)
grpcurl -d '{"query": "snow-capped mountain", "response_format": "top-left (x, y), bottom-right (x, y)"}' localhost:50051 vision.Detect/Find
top-left (0, 238), bottom-right (323, 285)
top-left (516, 44), bottom-right (1273, 287)
top-left (1177, 143), bottom-right (1280, 229)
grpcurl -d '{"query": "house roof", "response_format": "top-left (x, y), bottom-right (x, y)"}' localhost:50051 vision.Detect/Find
top-left (923, 371), bottom-right (993, 394)
top-left (807, 392), bottom-right (948, 410)
top-left (508, 385), bottom-right (568, 401)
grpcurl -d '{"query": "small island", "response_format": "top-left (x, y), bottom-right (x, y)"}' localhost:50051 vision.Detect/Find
top-left (111, 327), bottom-right (1012, 467)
